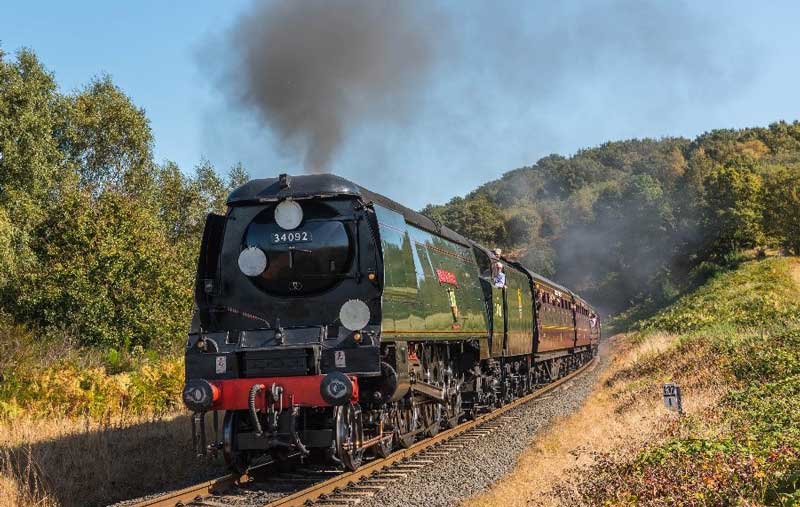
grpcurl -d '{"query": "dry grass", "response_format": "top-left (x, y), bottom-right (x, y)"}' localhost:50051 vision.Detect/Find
top-left (0, 324), bottom-right (198, 506)
top-left (463, 333), bottom-right (726, 507)
top-left (0, 412), bottom-right (221, 507)
top-left (0, 447), bottom-right (58, 507)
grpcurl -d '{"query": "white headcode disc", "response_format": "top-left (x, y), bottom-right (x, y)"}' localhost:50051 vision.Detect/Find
top-left (339, 299), bottom-right (370, 331)
top-left (274, 200), bottom-right (303, 230)
top-left (238, 247), bottom-right (267, 277)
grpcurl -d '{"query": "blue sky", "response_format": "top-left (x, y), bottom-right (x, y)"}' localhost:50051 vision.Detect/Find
top-left (2, 1), bottom-right (799, 209)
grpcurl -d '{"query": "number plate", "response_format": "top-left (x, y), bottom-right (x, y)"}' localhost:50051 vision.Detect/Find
top-left (271, 231), bottom-right (312, 244)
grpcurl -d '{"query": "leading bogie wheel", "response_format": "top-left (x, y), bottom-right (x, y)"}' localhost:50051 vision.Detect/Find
top-left (334, 403), bottom-right (364, 471)
top-left (222, 410), bottom-right (252, 474)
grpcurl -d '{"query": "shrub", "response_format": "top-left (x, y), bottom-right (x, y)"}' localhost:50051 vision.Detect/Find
top-left (0, 349), bottom-right (183, 420)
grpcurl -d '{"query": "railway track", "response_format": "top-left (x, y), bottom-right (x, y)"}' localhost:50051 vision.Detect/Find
top-left (131, 357), bottom-right (596, 507)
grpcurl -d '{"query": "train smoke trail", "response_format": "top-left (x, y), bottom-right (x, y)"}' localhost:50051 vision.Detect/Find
top-left (218, 0), bottom-right (443, 173)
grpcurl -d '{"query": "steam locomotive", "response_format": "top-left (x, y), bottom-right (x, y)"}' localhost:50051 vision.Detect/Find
top-left (182, 174), bottom-right (599, 472)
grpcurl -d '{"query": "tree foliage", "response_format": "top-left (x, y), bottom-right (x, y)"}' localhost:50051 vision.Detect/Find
top-left (425, 122), bottom-right (800, 314)
top-left (0, 49), bottom-right (248, 349)
top-left (422, 195), bottom-right (506, 246)
top-left (15, 188), bottom-right (190, 347)
top-left (62, 76), bottom-right (153, 191)
top-left (763, 165), bottom-right (800, 255)
top-left (701, 161), bottom-right (765, 256)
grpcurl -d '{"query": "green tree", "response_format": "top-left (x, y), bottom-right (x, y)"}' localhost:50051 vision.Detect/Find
top-left (61, 76), bottom-right (153, 191)
top-left (423, 195), bottom-right (507, 247)
top-left (505, 208), bottom-right (542, 246)
top-left (14, 180), bottom-right (190, 348)
top-left (0, 207), bottom-right (12, 286)
top-left (154, 159), bottom-right (238, 253)
top-left (196, 158), bottom-right (229, 216)
top-left (556, 174), bottom-right (677, 312)
top-left (701, 162), bottom-right (765, 256)
top-left (763, 165), bottom-right (800, 254)
top-left (0, 49), bottom-right (64, 287)
top-left (0, 49), bottom-right (247, 350)
top-left (228, 161), bottom-right (250, 189)
top-left (0, 49), bottom-right (63, 199)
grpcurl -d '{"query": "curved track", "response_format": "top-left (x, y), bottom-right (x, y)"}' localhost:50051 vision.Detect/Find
top-left (130, 357), bottom-right (596, 507)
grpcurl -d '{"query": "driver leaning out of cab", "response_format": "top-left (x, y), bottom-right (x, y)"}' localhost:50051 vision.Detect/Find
top-left (492, 262), bottom-right (506, 289)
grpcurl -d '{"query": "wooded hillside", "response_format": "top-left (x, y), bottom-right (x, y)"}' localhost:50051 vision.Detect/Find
top-left (423, 124), bottom-right (800, 314)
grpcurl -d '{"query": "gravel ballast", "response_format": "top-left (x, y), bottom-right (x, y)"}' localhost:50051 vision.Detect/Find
top-left (359, 351), bottom-right (608, 507)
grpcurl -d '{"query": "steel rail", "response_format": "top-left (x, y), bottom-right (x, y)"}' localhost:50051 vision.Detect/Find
top-left (129, 474), bottom-right (238, 507)
top-left (129, 357), bottom-right (595, 507)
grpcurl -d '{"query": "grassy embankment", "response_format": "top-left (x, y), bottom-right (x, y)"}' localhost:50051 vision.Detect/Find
top-left (0, 331), bottom-right (204, 507)
top-left (466, 256), bottom-right (800, 506)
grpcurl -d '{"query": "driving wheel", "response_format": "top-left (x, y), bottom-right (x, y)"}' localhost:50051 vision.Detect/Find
top-left (373, 410), bottom-right (394, 458)
top-left (394, 400), bottom-right (419, 448)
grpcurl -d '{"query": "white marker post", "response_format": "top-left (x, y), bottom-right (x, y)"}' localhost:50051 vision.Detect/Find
top-left (662, 383), bottom-right (683, 414)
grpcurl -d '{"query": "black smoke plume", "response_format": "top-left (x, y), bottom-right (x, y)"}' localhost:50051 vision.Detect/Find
top-left (220, 0), bottom-right (443, 173)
